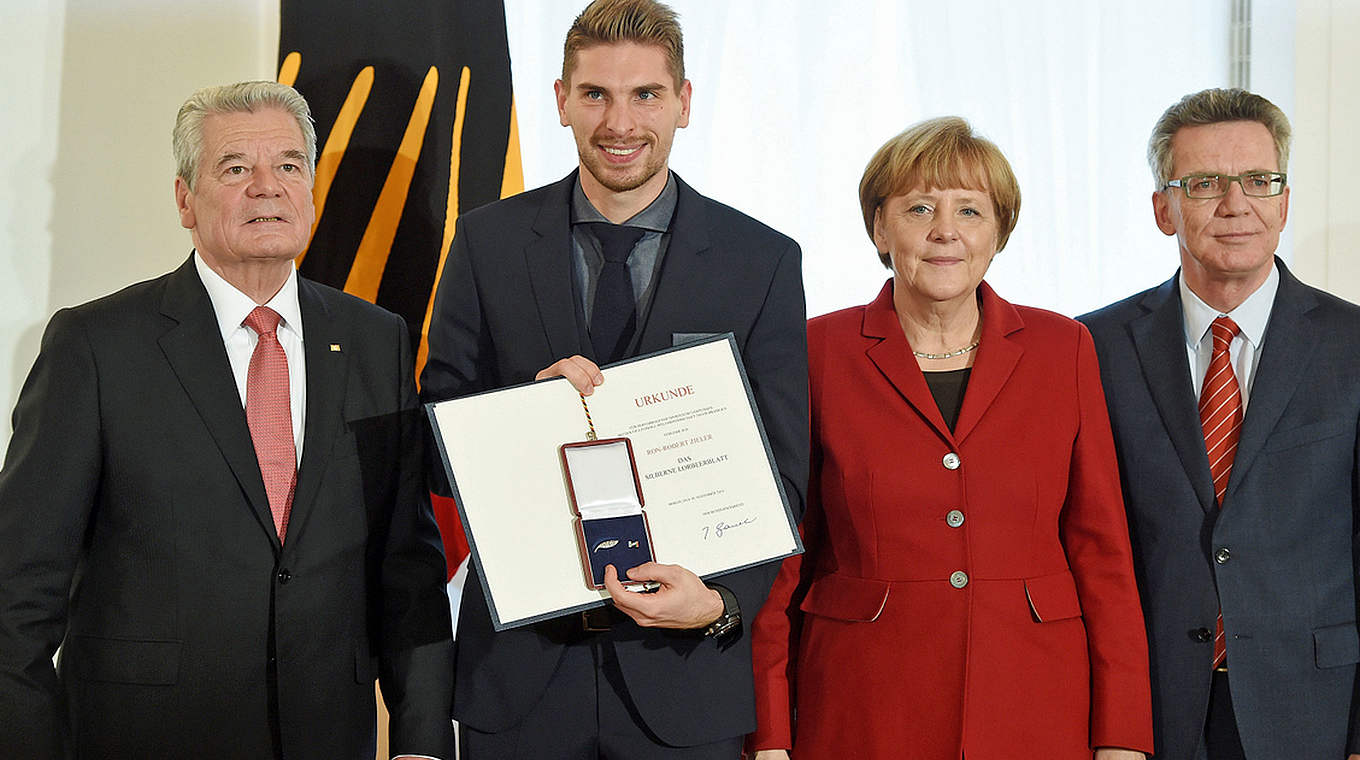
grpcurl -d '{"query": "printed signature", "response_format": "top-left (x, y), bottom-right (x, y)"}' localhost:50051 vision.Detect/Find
top-left (702, 516), bottom-right (757, 540)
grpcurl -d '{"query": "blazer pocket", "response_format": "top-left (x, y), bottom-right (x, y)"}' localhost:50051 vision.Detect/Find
top-left (1024, 570), bottom-right (1083, 623)
top-left (1264, 419), bottom-right (1352, 453)
top-left (671, 332), bottom-right (723, 347)
top-left (68, 635), bottom-right (180, 685)
top-left (1313, 622), bottom-right (1359, 669)
top-left (799, 573), bottom-right (889, 622)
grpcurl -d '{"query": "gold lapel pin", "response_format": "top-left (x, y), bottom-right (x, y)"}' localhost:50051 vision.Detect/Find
top-left (329, 343), bottom-right (342, 352)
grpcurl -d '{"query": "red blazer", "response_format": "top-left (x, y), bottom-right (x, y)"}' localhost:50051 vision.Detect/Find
top-left (749, 280), bottom-right (1153, 759)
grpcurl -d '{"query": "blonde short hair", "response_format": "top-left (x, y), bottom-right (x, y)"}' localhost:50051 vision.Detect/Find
top-left (562, 0), bottom-right (684, 89)
top-left (859, 116), bottom-right (1021, 267)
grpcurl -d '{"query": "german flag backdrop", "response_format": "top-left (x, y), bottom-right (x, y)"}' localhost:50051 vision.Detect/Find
top-left (278, 0), bottom-right (524, 580)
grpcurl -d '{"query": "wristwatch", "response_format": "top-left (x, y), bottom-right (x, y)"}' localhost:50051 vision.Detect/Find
top-left (703, 585), bottom-right (741, 638)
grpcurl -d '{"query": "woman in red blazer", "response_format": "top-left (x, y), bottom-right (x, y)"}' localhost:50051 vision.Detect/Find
top-left (747, 118), bottom-right (1153, 760)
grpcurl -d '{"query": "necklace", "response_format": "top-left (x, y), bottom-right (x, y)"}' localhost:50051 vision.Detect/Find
top-left (912, 340), bottom-right (980, 360)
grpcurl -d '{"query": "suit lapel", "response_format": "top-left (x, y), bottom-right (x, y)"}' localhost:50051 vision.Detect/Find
top-left (860, 281), bottom-right (1023, 447)
top-left (1223, 261), bottom-right (1319, 505)
top-left (1129, 275), bottom-right (1217, 513)
top-left (525, 174), bottom-right (589, 360)
top-left (287, 279), bottom-right (348, 546)
top-left (157, 256), bottom-right (277, 543)
top-left (635, 176), bottom-right (710, 352)
top-left (951, 283), bottom-right (1023, 445)
top-left (861, 281), bottom-right (954, 445)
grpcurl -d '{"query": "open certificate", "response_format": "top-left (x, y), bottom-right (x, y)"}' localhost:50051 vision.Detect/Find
top-left (427, 335), bottom-right (803, 630)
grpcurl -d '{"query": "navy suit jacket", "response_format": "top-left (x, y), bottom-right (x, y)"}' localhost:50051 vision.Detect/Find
top-left (421, 171), bottom-right (808, 746)
top-left (0, 257), bottom-right (455, 759)
top-left (1080, 258), bottom-right (1360, 759)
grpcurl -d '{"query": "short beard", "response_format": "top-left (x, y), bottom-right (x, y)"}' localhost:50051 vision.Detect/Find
top-left (579, 141), bottom-right (664, 195)
top-left (589, 166), bottom-right (660, 194)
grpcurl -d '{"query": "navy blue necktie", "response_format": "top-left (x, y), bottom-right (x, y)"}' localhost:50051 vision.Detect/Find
top-left (587, 222), bottom-right (645, 364)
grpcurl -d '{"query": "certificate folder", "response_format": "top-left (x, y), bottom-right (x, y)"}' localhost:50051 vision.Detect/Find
top-left (427, 335), bottom-right (803, 631)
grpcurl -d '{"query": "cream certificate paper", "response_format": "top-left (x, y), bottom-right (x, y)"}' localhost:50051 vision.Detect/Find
top-left (427, 335), bottom-right (802, 630)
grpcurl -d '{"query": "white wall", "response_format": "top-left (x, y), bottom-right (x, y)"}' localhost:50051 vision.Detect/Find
top-left (506, 0), bottom-right (1240, 322)
top-left (1, 1), bottom-right (1356, 458)
top-left (1291, 0), bottom-right (1360, 299)
top-left (0, 0), bottom-right (280, 455)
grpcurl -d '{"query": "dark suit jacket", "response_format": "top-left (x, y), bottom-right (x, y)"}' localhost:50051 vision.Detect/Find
top-left (750, 280), bottom-right (1152, 759)
top-left (0, 256), bottom-right (455, 759)
top-left (1080, 258), bottom-right (1360, 759)
top-left (421, 171), bottom-right (808, 746)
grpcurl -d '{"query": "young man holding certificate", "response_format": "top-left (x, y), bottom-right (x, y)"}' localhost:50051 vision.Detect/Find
top-left (420, 0), bottom-right (808, 756)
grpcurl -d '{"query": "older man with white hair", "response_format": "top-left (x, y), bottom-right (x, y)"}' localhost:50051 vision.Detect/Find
top-left (0, 81), bottom-right (454, 760)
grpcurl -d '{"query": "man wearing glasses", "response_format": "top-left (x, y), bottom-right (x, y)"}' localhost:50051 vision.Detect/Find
top-left (1081, 88), bottom-right (1360, 760)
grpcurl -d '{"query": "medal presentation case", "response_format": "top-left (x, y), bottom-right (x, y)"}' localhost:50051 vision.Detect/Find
top-left (559, 438), bottom-right (654, 589)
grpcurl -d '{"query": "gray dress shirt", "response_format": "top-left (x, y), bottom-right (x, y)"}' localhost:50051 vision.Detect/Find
top-left (570, 172), bottom-right (678, 343)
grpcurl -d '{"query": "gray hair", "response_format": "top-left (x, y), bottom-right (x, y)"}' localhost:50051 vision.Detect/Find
top-left (1147, 87), bottom-right (1291, 190)
top-left (173, 81), bottom-right (317, 189)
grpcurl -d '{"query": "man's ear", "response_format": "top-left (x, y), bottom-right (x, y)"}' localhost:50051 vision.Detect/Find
top-left (175, 176), bottom-right (195, 230)
top-left (1152, 189), bottom-right (1177, 237)
top-left (555, 79), bottom-right (571, 127)
top-left (677, 79), bottom-right (692, 128)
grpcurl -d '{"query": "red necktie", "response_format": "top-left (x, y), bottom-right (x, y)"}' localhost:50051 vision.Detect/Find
top-left (244, 306), bottom-right (296, 541)
top-left (1199, 315), bottom-right (1242, 669)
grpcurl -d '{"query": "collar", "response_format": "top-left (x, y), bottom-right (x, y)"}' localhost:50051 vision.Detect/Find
top-left (570, 171), bottom-right (678, 233)
top-left (193, 252), bottom-right (303, 342)
top-left (1179, 264), bottom-right (1278, 350)
top-left (861, 278), bottom-right (1024, 340)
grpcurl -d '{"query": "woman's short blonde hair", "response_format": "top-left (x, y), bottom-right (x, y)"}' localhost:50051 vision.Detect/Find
top-left (858, 117), bottom-right (1021, 267)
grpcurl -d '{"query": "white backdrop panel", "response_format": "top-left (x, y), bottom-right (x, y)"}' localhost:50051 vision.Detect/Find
top-left (504, 0), bottom-right (1261, 319)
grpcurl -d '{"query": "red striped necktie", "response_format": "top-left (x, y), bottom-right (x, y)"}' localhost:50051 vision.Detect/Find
top-left (244, 306), bottom-right (296, 542)
top-left (1199, 315), bottom-right (1242, 669)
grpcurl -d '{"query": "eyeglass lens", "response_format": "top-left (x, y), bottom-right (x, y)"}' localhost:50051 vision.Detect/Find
top-left (1183, 173), bottom-right (1285, 198)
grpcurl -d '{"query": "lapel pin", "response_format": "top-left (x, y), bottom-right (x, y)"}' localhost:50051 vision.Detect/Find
top-left (329, 343), bottom-right (342, 352)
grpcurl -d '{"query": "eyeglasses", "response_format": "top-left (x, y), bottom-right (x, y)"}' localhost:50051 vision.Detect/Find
top-left (1164, 172), bottom-right (1287, 199)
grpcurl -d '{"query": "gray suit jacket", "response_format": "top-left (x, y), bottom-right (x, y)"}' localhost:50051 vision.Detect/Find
top-left (1079, 258), bottom-right (1360, 759)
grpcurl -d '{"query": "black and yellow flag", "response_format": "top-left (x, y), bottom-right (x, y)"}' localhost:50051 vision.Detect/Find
top-left (279, 1), bottom-right (524, 581)
top-left (278, 0), bottom-right (523, 382)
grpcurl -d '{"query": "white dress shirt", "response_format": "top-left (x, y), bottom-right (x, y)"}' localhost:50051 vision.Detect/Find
top-left (1179, 264), bottom-right (1279, 410)
top-left (194, 253), bottom-right (306, 463)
